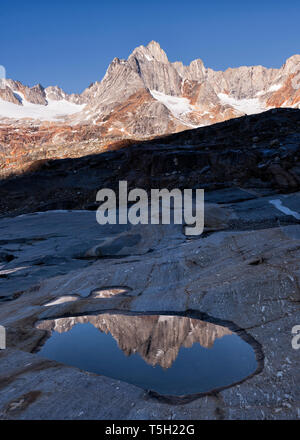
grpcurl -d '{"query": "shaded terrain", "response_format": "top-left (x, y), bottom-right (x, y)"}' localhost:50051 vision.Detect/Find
top-left (1, 108), bottom-right (300, 217)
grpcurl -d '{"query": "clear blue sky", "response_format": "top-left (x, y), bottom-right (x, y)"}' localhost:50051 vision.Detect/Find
top-left (0, 0), bottom-right (299, 94)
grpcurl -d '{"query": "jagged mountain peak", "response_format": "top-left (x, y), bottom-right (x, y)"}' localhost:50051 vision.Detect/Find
top-left (283, 54), bottom-right (300, 73)
top-left (0, 42), bottom-right (299, 170)
top-left (146, 40), bottom-right (169, 63)
top-left (146, 40), bottom-right (162, 50)
top-left (128, 40), bottom-right (169, 64)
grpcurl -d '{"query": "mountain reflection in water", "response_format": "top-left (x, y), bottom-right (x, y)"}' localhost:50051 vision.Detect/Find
top-left (36, 313), bottom-right (257, 395)
top-left (37, 314), bottom-right (232, 369)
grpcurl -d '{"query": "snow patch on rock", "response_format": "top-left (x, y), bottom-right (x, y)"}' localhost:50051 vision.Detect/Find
top-left (150, 90), bottom-right (194, 117)
top-left (0, 96), bottom-right (85, 121)
top-left (218, 93), bottom-right (267, 115)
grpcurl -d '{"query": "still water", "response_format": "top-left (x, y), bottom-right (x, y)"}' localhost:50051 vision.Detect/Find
top-left (36, 313), bottom-right (257, 396)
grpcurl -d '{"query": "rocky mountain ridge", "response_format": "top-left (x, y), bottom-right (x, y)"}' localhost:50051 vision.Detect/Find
top-left (1, 41), bottom-right (299, 128)
top-left (0, 41), bottom-right (299, 174)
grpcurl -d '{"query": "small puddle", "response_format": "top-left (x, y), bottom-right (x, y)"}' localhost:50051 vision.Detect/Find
top-left (35, 312), bottom-right (260, 399)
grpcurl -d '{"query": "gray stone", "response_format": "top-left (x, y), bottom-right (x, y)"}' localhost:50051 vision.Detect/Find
top-left (0, 200), bottom-right (299, 419)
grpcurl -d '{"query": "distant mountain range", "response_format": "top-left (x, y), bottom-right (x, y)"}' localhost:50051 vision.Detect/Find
top-left (0, 41), bottom-right (299, 174)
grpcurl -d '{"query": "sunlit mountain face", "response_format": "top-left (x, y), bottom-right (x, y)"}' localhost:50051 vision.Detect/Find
top-left (0, 42), bottom-right (299, 176)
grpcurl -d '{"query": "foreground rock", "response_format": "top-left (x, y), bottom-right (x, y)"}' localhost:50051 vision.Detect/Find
top-left (0, 191), bottom-right (299, 419)
top-left (0, 110), bottom-right (299, 419)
